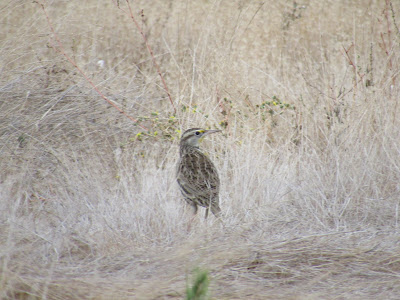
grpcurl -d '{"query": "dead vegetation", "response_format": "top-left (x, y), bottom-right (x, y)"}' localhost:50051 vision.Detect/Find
top-left (1, 0), bottom-right (400, 299)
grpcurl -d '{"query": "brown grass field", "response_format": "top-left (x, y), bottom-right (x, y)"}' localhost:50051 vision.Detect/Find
top-left (1, 0), bottom-right (400, 299)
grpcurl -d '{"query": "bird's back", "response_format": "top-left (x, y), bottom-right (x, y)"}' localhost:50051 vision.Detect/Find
top-left (177, 145), bottom-right (220, 210)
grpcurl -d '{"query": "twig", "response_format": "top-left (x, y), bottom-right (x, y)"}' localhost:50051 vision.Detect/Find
top-left (121, 1), bottom-right (176, 115)
top-left (389, 2), bottom-right (400, 39)
top-left (341, 44), bottom-right (365, 83)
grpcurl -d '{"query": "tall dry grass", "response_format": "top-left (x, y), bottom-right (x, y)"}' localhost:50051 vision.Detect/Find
top-left (1, 0), bottom-right (400, 299)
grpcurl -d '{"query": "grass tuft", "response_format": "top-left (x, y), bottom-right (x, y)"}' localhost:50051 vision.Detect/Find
top-left (186, 268), bottom-right (210, 300)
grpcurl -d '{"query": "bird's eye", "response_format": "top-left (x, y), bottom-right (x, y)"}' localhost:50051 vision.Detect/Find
top-left (195, 131), bottom-right (201, 136)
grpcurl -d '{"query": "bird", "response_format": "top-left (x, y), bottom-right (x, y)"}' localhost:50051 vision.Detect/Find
top-left (177, 128), bottom-right (221, 219)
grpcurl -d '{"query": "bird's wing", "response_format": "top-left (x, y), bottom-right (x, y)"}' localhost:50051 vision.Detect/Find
top-left (177, 151), bottom-right (220, 194)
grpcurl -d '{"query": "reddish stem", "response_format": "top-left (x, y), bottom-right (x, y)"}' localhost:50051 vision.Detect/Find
top-left (124, 1), bottom-right (176, 115)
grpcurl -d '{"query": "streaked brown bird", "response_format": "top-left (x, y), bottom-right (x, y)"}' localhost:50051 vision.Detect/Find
top-left (177, 128), bottom-right (221, 218)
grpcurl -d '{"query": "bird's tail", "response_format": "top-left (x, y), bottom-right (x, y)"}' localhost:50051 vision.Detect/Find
top-left (211, 203), bottom-right (221, 217)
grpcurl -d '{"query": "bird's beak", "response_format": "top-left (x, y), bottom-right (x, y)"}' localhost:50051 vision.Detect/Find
top-left (203, 129), bottom-right (221, 136)
top-left (199, 129), bottom-right (221, 143)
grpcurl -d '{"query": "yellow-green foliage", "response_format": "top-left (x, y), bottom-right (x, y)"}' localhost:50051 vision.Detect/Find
top-left (186, 268), bottom-right (210, 300)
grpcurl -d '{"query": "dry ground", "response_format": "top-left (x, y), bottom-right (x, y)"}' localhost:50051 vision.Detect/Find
top-left (1, 0), bottom-right (400, 299)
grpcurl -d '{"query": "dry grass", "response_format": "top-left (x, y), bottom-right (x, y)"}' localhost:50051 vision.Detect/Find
top-left (1, 0), bottom-right (400, 299)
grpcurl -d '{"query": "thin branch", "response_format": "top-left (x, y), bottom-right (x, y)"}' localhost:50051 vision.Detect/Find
top-left (123, 0), bottom-right (176, 115)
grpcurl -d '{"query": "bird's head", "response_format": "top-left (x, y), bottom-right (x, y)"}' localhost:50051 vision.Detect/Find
top-left (180, 128), bottom-right (221, 147)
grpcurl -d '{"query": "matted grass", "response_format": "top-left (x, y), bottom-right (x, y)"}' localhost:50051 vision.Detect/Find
top-left (1, 0), bottom-right (400, 299)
